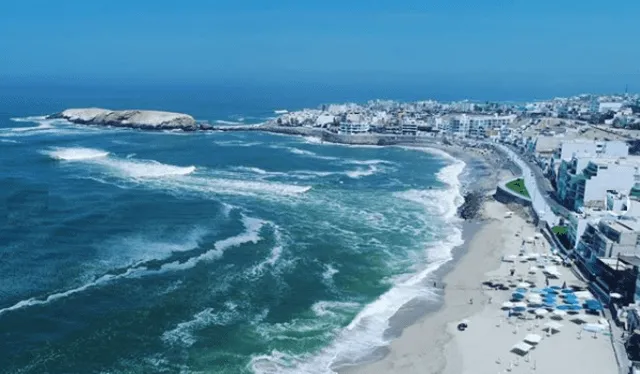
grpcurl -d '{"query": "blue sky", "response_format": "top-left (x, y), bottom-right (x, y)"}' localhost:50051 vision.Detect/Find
top-left (1, 0), bottom-right (640, 97)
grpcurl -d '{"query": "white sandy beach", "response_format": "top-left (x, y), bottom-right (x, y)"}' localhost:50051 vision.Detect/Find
top-left (344, 198), bottom-right (618, 374)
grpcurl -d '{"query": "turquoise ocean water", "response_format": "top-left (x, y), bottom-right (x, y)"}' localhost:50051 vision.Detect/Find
top-left (0, 88), bottom-right (465, 373)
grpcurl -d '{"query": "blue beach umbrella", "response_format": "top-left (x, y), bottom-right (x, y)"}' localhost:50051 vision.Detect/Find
top-left (556, 305), bottom-right (572, 311)
top-left (515, 288), bottom-right (528, 294)
top-left (550, 286), bottom-right (562, 290)
top-left (561, 288), bottom-right (574, 294)
top-left (512, 293), bottom-right (525, 300)
top-left (542, 288), bottom-right (559, 294)
top-left (513, 306), bottom-right (527, 313)
top-left (568, 304), bottom-right (582, 311)
top-left (564, 299), bottom-right (580, 305)
top-left (563, 294), bottom-right (578, 301)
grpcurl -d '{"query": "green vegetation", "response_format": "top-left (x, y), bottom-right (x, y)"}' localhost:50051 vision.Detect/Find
top-left (505, 178), bottom-right (530, 198)
top-left (552, 226), bottom-right (568, 235)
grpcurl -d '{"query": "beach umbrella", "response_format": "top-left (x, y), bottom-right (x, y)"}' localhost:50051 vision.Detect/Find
top-left (502, 301), bottom-right (514, 309)
top-left (515, 287), bottom-right (528, 293)
top-left (513, 302), bottom-right (527, 308)
top-left (610, 292), bottom-right (622, 299)
top-left (568, 304), bottom-right (582, 311)
top-left (550, 286), bottom-right (562, 290)
top-left (556, 305), bottom-right (572, 311)
top-left (551, 310), bottom-right (567, 319)
top-left (564, 299), bottom-right (580, 305)
top-left (517, 283), bottom-right (530, 289)
top-left (542, 287), bottom-right (558, 294)
top-left (528, 267), bottom-right (538, 274)
top-left (513, 306), bottom-right (527, 313)
top-left (561, 288), bottom-right (574, 294)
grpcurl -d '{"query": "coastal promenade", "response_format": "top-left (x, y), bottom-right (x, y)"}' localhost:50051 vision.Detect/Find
top-left (495, 144), bottom-right (561, 226)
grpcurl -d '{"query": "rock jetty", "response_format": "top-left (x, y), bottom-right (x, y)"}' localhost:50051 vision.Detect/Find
top-left (49, 108), bottom-right (197, 131)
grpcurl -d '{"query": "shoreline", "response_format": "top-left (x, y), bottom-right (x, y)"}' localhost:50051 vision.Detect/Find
top-left (339, 196), bottom-right (520, 374)
top-left (328, 144), bottom-right (510, 373)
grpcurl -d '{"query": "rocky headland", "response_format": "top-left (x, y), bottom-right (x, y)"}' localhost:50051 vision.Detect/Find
top-left (49, 108), bottom-right (198, 131)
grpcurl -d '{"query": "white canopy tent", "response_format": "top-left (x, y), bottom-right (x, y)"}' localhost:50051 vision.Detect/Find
top-left (524, 333), bottom-right (542, 345)
top-left (511, 341), bottom-right (534, 356)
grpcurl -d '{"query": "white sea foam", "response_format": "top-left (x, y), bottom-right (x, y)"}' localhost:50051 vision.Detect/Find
top-left (162, 307), bottom-right (236, 346)
top-left (45, 147), bottom-right (110, 161)
top-left (0, 215), bottom-right (267, 317)
top-left (215, 120), bottom-right (244, 125)
top-left (311, 301), bottom-right (360, 318)
top-left (45, 147), bottom-right (195, 178)
top-left (272, 145), bottom-right (340, 161)
top-left (345, 165), bottom-right (378, 179)
top-left (250, 155), bottom-right (467, 374)
top-left (214, 140), bottom-right (262, 147)
top-left (0, 139), bottom-right (19, 144)
top-left (96, 227), bottom-right (209, 270)
top-left (302, 136), bottom-right (322, 144)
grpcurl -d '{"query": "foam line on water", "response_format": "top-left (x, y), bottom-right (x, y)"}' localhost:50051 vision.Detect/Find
top-left (45, 147), bottom-right (311, 198)
top-left (0, 215), bottom-right (267, 317)
top-left (250, 154), bottom-right (466, 374)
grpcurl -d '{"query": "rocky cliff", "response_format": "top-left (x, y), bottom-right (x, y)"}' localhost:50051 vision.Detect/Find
top-left (49, 108), bottom-right (198, 131)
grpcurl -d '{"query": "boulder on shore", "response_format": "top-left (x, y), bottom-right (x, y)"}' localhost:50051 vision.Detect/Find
top-left (49, 108), bottom-right (197, 131)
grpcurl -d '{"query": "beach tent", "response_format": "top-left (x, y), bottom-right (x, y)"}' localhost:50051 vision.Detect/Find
top-left (535, 309), bottom-right (549, 317)
top-left (528, 267), bottom-right (538, 274)
top-left (543, 321), bottom-right (563, 334)
top-left (570, 315), bottom-right (589, 325)
top-left (511, 342), bottom-right (534, 356)
top-left (610, 292), bottom-right (622, 299)
top-left (525, 237), bottom-right (535, 243)
top-left (583, 323), bottom-right (607, 333)
top-left (524, 333), bottom-right (542, 345)
top-left (535, 233), bottom-right (543, 239)
top-left (574, 291), bottom-right (593, 299)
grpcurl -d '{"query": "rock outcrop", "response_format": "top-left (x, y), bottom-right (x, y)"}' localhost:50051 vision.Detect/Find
top-left (49, 108), bottom-right (197, 131)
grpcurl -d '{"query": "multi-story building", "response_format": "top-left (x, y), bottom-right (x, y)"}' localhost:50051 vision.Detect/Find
top-left (558, 139), bottom-right (628, 161)
top-left (339, 123), bottom-right (370, 135)
top-left (556, 156), bottom-right (640, 212)
top-left (443, 114), bottom-right (516, 138)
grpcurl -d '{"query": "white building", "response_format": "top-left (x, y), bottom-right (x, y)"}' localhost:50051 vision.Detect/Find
top-left (599, 102), bottom-right (623, 113)
top-left (444, 114), bottom-right (516, 138)
top-left (559, 140), bottom-right (629, 161)
top-left (557, 156), bottom-right (640, 212)
top-left (339, 123), bottom-right (370, 135)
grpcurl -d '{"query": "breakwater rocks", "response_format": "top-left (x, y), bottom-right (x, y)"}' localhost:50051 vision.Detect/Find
top-left (49, 108), bottom-right (197, 131)
top-left (458, 191), bottom-right (485, 220)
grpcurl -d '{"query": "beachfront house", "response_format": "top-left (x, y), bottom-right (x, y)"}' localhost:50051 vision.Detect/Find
top-left (339, 122), bottom-right (370, 135)
top-left (556, 157), bottom-right (640, 212)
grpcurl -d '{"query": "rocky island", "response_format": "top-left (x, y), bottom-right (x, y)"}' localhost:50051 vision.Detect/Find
top-left (49, 108), bottom-right (198, 131)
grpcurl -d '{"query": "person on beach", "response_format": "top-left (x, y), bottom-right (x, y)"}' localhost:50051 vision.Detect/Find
top-left (469, 298), bottom-right (473, 304)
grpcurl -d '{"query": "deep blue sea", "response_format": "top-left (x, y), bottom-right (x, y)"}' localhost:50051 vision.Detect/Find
top-left (0, 87), bottom-right (464, 373)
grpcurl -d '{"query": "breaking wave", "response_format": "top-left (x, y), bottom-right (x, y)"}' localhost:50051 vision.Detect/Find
top-left (0, 214), bottom-right (268, 317)
top-left (250, 155), bottom-right (466, 374)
